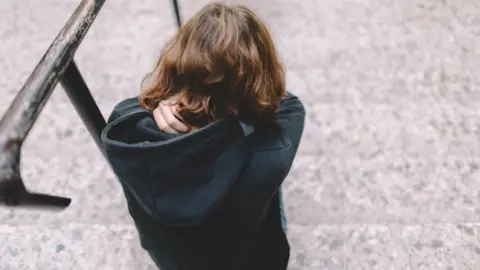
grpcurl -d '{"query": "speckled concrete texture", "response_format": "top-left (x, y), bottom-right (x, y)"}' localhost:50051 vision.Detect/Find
top-left (1, 0), bottom-right (480, 269)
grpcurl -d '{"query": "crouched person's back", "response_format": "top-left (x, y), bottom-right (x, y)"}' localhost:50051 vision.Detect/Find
top-left (101, 2), bottom-right (305, 270)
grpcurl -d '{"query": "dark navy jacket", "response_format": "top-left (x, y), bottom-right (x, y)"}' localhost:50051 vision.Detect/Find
top-left (101, 92), bottom-right (305, 270)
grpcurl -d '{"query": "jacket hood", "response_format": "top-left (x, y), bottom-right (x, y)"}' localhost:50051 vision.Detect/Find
top-left (102, 108), bottom-right (254, 226)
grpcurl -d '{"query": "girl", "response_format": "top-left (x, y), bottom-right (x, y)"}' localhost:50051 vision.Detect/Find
top-left (102, 3), bottom-right (305, 269)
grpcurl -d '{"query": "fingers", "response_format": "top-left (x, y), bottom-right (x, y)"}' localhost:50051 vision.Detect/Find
top-left (153, 106), bottom-right (177, 134)
top-left (153, 102), bottom-right (190, 134)
top-left (160, 102), bottom-right (190, 133)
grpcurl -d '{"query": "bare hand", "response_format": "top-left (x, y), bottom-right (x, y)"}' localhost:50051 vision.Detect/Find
top-left (153, 99), bottom-right (190, 134)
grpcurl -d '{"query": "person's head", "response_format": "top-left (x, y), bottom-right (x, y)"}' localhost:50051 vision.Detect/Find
top-left (139, 2), bottom-right (285, 126)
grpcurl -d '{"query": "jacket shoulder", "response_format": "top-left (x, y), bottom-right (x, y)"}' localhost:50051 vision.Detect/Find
top-left (107, 97), bottom-right (142, 123)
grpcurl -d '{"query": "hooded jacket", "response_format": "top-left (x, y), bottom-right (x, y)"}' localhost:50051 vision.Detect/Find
top-left (101, 92), bottom-right (305, 270)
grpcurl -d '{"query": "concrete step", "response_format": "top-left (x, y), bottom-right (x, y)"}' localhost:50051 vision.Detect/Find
top-left (0, 224), bottom-right (156, 270)
top-left (1, 0), bottom-right (480, 269)
top-left (1, 223), bottom-right (478, 269)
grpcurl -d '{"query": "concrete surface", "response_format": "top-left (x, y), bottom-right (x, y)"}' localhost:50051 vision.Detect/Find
top-left (1, 0), bottom-right (480, 269)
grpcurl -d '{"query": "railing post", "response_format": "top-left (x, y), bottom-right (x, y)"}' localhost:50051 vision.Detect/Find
top-left (172, 0), bottom-right (182, 28)
top-left (60, 62), bottom-right (106, 155)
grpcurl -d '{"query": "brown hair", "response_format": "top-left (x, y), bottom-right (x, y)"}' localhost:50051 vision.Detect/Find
top-left (139, 3), bottom-right (285, 127)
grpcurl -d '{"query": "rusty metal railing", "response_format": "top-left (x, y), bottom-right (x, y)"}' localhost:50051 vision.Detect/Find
top-left (0, 0), bottom-right (182, 210)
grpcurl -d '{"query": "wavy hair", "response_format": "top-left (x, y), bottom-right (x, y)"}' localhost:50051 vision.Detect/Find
top-left (139, 3), bottom-right (286, 127)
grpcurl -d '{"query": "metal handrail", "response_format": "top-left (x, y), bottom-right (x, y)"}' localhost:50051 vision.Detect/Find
top-left (0, 0), bottom-right (105, 209)
top-left (0, 0), bottom-right (182, 210)
top-left (0, 0), bottom-right (106, 147)
top-left (0, 0), bottom-right (107, 210)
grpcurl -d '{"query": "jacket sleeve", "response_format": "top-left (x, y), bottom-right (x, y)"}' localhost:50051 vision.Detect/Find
top-left (275, 92), bottom-right (306, 156)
